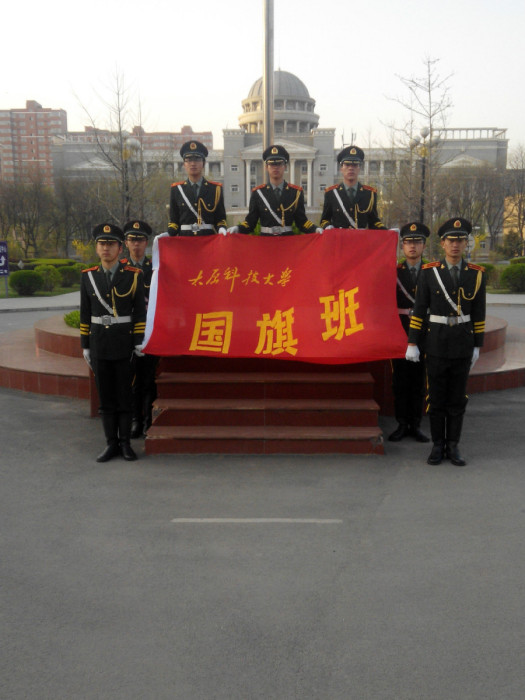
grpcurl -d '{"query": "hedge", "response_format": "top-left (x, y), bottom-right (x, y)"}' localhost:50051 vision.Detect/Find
top-left (34, 264), bottom-right (61, 292)
top-left (500, 264), bottom-right (525, 292)
top-left (8, 270), bottom-right (44, 296)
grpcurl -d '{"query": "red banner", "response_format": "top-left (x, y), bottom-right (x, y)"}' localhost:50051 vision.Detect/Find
top-left (143, 229), bottom-right (406, 364)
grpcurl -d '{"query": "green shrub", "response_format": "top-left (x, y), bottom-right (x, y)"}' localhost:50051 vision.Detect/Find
top-left (34, 264), bottom-right (61, 292)
top-left (509, 257), bottom-right (525, 265)
top-left (500, 264), bottom-right (525, 293)
top-left (9, 270), bottom-right (44, 296)
top-left (58, 264), bottom-right (82, 287)
top-left (64, 310), bottom-right (80, 329)
top-left (482, 263), bottom-right (499, 288)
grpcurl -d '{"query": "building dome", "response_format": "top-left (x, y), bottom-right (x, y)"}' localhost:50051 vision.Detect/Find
top-left (247, 70), bottom-right (311, 100)
top-left (239, 69), bottom-right (319, 136)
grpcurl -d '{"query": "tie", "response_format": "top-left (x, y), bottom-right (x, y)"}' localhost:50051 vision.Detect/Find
top-left (274, 187), bottom-right (281, 204)
top-left (192, 183), bottom-right (199, 201)
top-left (105, 270), bottom-right (112, 291)
top-left (409, 267), bottom-right (417, 285)
top-left (347, 188), bottom-right (355, 207)
top-left (450, 265), bottom-right (459, 287)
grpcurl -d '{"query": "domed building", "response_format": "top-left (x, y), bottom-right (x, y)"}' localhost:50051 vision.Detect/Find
top-left (239, 70), bottom-right (320, 137)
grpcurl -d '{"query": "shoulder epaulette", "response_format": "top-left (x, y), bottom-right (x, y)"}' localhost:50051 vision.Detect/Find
top-left (124, 265), bottom-right (142, 273)
top-left (252, 183), bottom-right (266, 191)
top-left (82, 265), bottom-right (98, 273)
top-left (171, 181), bottom-right (185, 187)
top-left (422, 261), bottom-right (441, 269)
top-left (119, 257), bottom-right (128, 264)
top-left (468, 263), bottom-right (485, 271)
top-left (288, 183), bottom-right (303, 191)
top-left (207, 180), bottom-right (223, 187)
top-left (397, 262), bottom-right (405, 269)
top-left (361, 184), bottom-right (377, 193)
top-left (325, 184), bottom-right (339, 192)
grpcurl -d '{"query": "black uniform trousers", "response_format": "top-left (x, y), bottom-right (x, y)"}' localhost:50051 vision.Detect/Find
top-left (391, 356), bottom-right (426, 428)
top-left (92, 356), bottom-right (134, 417)
top-left (426, 354), bottom-right (470, 420)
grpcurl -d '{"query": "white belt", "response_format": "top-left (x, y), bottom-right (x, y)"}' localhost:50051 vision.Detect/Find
top-left (429, 314), bottom-right (471, 326)
top-left (260, 226), bottom-right (293, 234)
top-left (398, 308), bottom-right (412, 315)
top-left (91, 315), bottom-right (132, 325)
top-left (180, 223), bottom-right (214, 231)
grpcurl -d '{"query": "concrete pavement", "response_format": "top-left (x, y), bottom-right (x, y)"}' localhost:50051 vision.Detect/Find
top-left (1, 380), bottom-right (525, 699)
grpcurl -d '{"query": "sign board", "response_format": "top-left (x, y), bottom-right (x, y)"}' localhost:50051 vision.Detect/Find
top-left (0, 241), bottom-right (9, 276)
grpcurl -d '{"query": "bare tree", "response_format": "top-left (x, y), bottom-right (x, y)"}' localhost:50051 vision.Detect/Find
top-left (505, 145), bottom-right (525, 255)
top-left (385, 57), bottom-right (453, 251)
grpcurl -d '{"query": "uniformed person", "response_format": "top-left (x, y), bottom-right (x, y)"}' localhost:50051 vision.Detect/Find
top-left (406, 218), bottom-right (486, 466)
top-left (320, 146), bottom-right (386, 231)
top-left (80, 223), bottom-right (146, 462)
top-left (122, 220), bottom-right (158, 439)
top-left (227, 145), bottom-right (322, 236)
top-left (168, 140), bottom-right (227, 236)
top-left (389, 222), bottom-right (430, 443)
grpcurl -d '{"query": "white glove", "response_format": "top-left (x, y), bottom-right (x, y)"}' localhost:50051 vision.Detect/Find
top-left (134, 344), bottom-right (145, 357)
top-left (227, 226), bottom-right (239, 234)
top-left (82, 349), bottom-right (92, 369)
top-left (405, 345), bottom-right (420, 362)
top-left (316, 227), bottom-right (323, 234)
top-left (470, 347), bottom-right (480, 370)
top-left (218, 227), bottom-right (227, 236)
top-left (325, 225), bottom-right (334, 230)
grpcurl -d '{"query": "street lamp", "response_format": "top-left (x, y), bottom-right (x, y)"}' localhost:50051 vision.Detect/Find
top-left (409, 127), bottom-right (440, 224)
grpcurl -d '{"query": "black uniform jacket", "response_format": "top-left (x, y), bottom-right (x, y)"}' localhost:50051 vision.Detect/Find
top-left (238, 181), bottom-right (317, 234)
top-left (80, 262), bottom-right (146, 360)
top-left (121, 256), bottom-right (152, 305)
top-left (168, 178), bottom-right (227, 235)
top-left (396, 261), bottom-right (420, 337)
top-left (408, 259), bottom-right (486, 359)
top-left (320, 182), bottom-right (386, 230)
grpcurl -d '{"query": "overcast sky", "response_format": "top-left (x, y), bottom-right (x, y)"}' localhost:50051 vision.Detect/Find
top-left (3, 0), bottom-right (523, 152)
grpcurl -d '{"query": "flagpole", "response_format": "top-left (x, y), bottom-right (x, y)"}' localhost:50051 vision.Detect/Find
top-left (263, 0), bottom-right (274, 150)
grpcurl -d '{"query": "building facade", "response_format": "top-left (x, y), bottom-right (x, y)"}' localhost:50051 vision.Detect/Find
top-left (0, 100), bottom-right (67, 187)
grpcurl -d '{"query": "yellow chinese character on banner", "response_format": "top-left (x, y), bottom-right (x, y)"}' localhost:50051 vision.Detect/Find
top-left (255, 307), bottom-right (298, 356)
top-left (277, 267), bottom-right (293, 287)
top-left (190, 312), bottom-right (233, 353)
top-left (224, 266), bottom-right (241, 293)
top-left (242, 270), bottom-right (260, 285)
top-left (206, 268), bottom-right (221, 285)
top-left (189, 270), bottom-right (204, 286)
top-left (263, 273), bottom-right (275, 285)
top-left (320, 288), bottom-right (364, 341)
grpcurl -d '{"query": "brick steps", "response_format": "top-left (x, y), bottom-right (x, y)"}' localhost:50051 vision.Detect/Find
top-left (147, 369), bottom-right (383, 455)
top-left (146, 424), bottom-right (384, 455)
top-left (153, 397), bottom-right (380, 427)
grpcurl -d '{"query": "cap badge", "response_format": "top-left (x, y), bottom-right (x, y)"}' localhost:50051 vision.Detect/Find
top-left (133, 222), bottom-right (140, 229)
top-left (103, 225), bottom-right (111, 233)
top-left (350, 148), bottom-right (356, 155)
top-left (271, 147), bottom-right (278, 154)
top-left (454, 219), bottom-right (461, 228)
top-left (190, 142), bottom-right (197, 150)
top-left (410, 224), bottom-right (417, 232)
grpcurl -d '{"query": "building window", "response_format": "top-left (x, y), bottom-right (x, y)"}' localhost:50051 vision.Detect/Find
top-left (231, 184), bottom-right (239, 193)
top-left (320, 184), bottom-right (326, 191)
top-left (319, 163), bottom-right (327, 173)
top-left (250, 165), bottom-right (256, 174)
top-left (230, 164), bottom-right (238, 172)
top-left (301, 164), bottom-right (308, 174)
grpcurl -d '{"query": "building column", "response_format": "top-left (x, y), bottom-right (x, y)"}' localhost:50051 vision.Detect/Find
top-left (205, 161), bottom-right (210, 176)
top-left (289, 158), bottom-right (296, 185)
top-left (307, 159), bottom-right (313, 207)
top-left (245, 159), bottom-right (251, 206)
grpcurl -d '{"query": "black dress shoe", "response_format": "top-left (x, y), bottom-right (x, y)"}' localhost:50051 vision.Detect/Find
top-left (120, 441), bottom-right (137, 461)
top-left (427, 442), bottom-right (444, 465)
top-left (409, 427), bottom-right (430, 443)
top-left (130, 419), bottom-right (142, 439)
top-left (96, 442), bottom-right (120, 463)
top-left (446, 442), bottom-right (467, 467)
top-left (388, 424), bottom-right (408, 442)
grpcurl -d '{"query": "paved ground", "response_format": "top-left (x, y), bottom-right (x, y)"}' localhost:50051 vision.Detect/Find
top-left (2, 383), bottom-right (525, 699)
